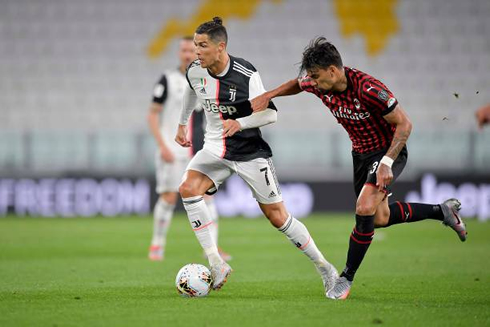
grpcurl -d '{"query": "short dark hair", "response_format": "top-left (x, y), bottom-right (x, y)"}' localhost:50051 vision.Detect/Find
top-left (300, 37), bottom-right (343, 73)
top-left (195, 16), bottom-right (228, 44)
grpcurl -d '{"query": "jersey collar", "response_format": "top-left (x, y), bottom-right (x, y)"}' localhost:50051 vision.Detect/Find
top-left (207, 55), bottom-right (234, 80)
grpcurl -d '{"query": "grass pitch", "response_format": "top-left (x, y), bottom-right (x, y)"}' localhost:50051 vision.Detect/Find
top-left (0, 214), bottom-right (489, 327)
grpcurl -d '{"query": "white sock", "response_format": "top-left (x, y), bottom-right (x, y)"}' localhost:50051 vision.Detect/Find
top-left (183, 196), bottom-right (222, 266)
top-left (278, 214), bottom-right (328, 267)
top-left (151, 198), bottom-right (175, 247)
top-left (205, 197), bottom-right (219, 245)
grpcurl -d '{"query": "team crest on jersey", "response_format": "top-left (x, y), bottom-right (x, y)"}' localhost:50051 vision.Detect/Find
top-left (229, 85), bottom-right (237, 102)
top-left (354, 98), bottom-right (361, 109)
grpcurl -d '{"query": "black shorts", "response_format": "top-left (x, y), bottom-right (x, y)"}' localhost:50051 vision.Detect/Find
top-left (352, 146), bottom-right (408, 198)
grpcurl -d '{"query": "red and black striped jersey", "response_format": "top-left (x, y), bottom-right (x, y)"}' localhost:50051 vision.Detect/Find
top-left (299, 67), bottom-right (398, 154)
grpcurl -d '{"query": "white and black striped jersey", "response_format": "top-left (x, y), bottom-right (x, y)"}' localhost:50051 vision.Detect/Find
top-left (186, 55), bottom-right (277, 161)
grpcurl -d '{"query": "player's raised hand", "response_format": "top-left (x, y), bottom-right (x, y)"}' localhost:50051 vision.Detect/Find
top-left (250, 93), bottom-right (271, 113)
top-left (376, 164), bottom-right (393, 192)
top-left (222, 119), bottom-right (241, 137)
top-left (175, 124), bottom-right (192, 147)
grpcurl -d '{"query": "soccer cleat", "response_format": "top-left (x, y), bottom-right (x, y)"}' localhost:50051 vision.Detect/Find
top-left (148, 245), bottom-right (164, 261)
top-left (210, 261), bottom-right (233, 290)
top-left (440, 198), bottom-right (467, 242)
top-left (326, 276), bottom-right (352, 300)
top-left (316, 261), bottom-right (339, 294)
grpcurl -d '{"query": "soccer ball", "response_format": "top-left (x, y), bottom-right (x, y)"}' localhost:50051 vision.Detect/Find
top-left (175, 263), bottom-right (212, 297)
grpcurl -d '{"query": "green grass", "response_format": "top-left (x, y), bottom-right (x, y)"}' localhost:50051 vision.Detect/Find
top-left (0, 214), bottom-right (489, 327)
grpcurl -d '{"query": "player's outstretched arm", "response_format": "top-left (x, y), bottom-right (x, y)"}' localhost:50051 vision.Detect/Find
top-left (476, 103), bottom-right (490, 129)
top-left (251, 79), bottom-right (303, 112)
top-left (222, 109), bottom-right (277, 138)
top-left (376, 105), bottom-right (413, 191)
top-left (175, 85), bottom-right (198, 147)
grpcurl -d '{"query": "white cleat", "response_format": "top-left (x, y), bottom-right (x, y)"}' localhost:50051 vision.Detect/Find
top-left (210, 261), bottom-right (232, 290)
top-left (326, 276), bottom-right (352, 300)
top-left (316, 261), bottom-right (339, 294)
top-left (440, 198), bottom-right (467, 242)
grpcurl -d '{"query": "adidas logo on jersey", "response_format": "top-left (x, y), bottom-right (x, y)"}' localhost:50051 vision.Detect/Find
top-left (203, 99), bottom-right (238, 115)
top-left (199, 87), bottom-right (207, 94)
top-left (268, 190), bottom-right (276, 198)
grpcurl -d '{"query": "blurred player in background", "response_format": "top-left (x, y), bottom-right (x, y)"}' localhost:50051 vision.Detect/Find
top-left (476, 103), bottom-right (490, 128)
top-left (175, 18), bottom-right (338, 294)
top-left (147, 36), bottom-right (230, 262)
top-left (251, 37), bottom-right (467, 300)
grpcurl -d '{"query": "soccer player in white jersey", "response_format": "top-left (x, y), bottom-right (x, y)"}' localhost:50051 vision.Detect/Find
top-left (175, 17), bottom-right (338, 295)
top-left (147, 36), bottom-right (230, 261)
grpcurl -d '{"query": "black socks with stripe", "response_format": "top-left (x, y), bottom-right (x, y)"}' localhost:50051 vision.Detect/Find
top-left (341, 214), bottom-right (375, 282)
top-left (341, 203), bottom-right (444, 282)
top-left (386, 202), bottom-right (444, 227)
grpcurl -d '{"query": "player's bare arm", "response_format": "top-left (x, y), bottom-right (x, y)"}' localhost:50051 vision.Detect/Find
top-left (376, 105), bottom-right (412, 191)
top-left (251, 79), bottom-right (302, 112)
top-left (148, 102), bottom-right (175, 163)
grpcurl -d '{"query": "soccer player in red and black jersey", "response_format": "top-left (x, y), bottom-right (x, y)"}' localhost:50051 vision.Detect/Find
top-left (251, 37), bottom-right (467, 300)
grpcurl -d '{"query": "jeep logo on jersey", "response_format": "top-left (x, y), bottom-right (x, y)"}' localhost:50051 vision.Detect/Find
top-left (203, 99), bottom-right (238, 115)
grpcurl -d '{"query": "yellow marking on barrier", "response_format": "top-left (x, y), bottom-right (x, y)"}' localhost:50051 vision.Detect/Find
top-left (334, 0), bottom-right (399, 56)
top-left (147, 0), bottom-right (282, 59)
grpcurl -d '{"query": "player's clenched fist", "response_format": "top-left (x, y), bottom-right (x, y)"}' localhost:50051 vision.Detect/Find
top-left (175, 124), bottom-right (191, 147)
top-left (376, 163), bottom-right (393, 192)
top-left (222, 119), bottom-right (242, 137)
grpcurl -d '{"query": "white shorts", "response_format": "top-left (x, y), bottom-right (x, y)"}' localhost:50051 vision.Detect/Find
top-left (155, 152), bottom-right (190, 194)
top-left (186, 149), bottom-right (282, 204)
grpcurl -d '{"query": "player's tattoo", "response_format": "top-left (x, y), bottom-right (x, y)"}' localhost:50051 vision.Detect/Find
top-left (386, 129), bottom-right (410, 160)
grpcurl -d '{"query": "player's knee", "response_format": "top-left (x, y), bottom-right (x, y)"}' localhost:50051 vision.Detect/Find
top-left (355, 201), bottom-right (377, 216)
top-left (263, 206), bottom-right (288, 228)
top-left (179, 181), bottom-right (199, 198)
